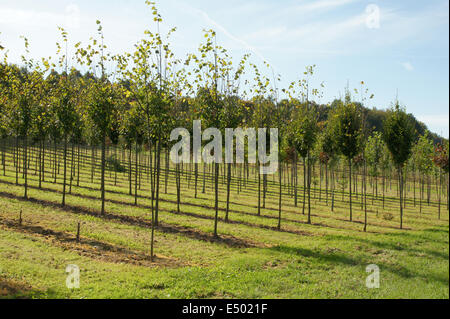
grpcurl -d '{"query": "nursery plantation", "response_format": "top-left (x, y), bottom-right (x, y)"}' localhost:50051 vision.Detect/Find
top-left (0, 1), bottom-right (448, 299)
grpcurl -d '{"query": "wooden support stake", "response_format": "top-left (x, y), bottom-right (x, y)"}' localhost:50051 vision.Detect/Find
top-left (76, 222), bottom-right (81, 242)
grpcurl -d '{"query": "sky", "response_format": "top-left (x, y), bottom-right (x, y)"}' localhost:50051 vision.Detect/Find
top-left (0, 0), bottom-right (448, 137)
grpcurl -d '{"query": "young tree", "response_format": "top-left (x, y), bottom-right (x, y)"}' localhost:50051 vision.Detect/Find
top-left (47, 28), bottom-right (84, 206)
top-left (76, 21), bottom-right (116, 215)
top-left (117, 1), bottom-right (176, 258)
top-left (31, 77), bottom-right (52, 189)
top-left (122, 104), bottom-right (145, 205)
top-left (286, 105), bottom-right (317, 224)
top-left (365, 131), bottom-right (383, 204)
top-left (55, 77), bottom-right (78, 206)
top-left (383, 102), bottom-right (416, 229)
top-left (220, 55), bottom-right (248, 222)
top-left (0, 53), bottom-right (14, 177)
top-left (433, 141), bottom-right (449, 217)
top-left (330, 91), bottom-right (362, 222)
top-left (187, 29), bottom-right (233, 236)
top-left (413, 133), bottom-right (434, 213)
top-left (379, 142), bottom-right (391, 209)
top-left (9, 37), bottom-right (48, 199)
top-left (247, 62), bottom-right (277, 217)
top-left (317, 124), bottom-right (336, 206)
top-left (285, 65), bottom-right (321, 222)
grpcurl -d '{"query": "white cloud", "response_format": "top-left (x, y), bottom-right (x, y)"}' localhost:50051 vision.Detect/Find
top-left (291, 0), bottom-right (358, 13)
top-left (0, 4), bottom-right (80, 29)
top-left (65, 4), bottom-right (81, 29)
top-left (240, 2), bottom-right (448, 58)
top-left (401, 62), bottom-right (414, 71)
top-left (243, 12), bottom-right (367, 54)
top-left (175, 1), bottom-right (272, 66)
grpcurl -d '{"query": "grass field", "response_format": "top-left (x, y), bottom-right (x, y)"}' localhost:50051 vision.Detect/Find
top-left (0, 143), bottom-right (448, 299)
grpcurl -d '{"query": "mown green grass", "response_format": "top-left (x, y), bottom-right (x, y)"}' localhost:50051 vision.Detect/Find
top-left (0, 144), bottom-right (448, 299)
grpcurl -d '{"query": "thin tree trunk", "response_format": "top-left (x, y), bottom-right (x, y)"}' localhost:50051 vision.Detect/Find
top-left (278, 162), bottom-right (282, 230)
top-left (399, 166), bottom-right (403, 229)
top-left (62, 135), bottom-right (67, 206)
top-left (307, 154), bottom-right (312, 224)
top-left (364, 160), bottom-right (368, 232)
top-left (165, 148), bottom-right (169, 194)
top-left (155, 138), bottom-right (162, 231)
top-left (325, 163), bottom-right (328, 205)
top-left (77, 144), bottom-right (80, 187)
top-left (257, 160), bottom-right (261, 216)
top-left (438, 168), bottom-right (441, 220)
top-left (100, 135), bottom-right (106, 215)
top-left (303, 157), bottom-right (306, 215)
top-left (69, 143), bottom-right (74, 194)
top-left (23, 135), bottom-right (28, 199)
top-left (349, 158), bottom-right (352, 222)
top-left (38, 139), bottom-right (42, 189)
top-left (225, 162), bottom-right (231, 222)
top-left (194, 162), bottom-right (198, 198)
top-left (15, 136), bottom-right (19, 185)
top-left (176, 162), bottom-right (181, 213)
top-left (128, 146), bottom-right (132, 195)
top-left (213, 162), bottom-right (219, 237)
top-left (135, 141), bottom-right (138, 205)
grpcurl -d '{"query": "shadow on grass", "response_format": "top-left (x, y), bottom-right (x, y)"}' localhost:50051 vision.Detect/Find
top-left (0, 176), bottom-right (412, 233)
top-left (0, 277), bottom-right (60, 299)
top-left (0, 190), bottom-right (258, 249)
top-left (270, 244), bottom-right (449, 285)
top-left (271, 245), bottom-right (358, 266)
top-left (324, 229), bottom-right (449, 260)
top-left (0, 179), bottom-right (390, 236)
top-left (0, 217), bottom-right (184, 267)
